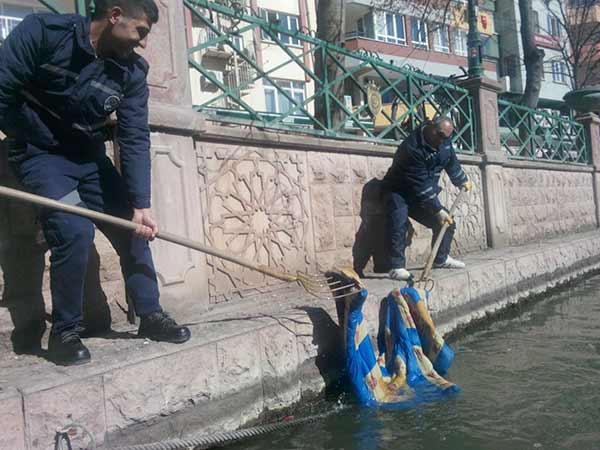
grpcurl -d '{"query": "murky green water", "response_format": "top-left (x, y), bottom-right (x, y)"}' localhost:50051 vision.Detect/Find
top-left (231, 275), bottom-right (600, 450)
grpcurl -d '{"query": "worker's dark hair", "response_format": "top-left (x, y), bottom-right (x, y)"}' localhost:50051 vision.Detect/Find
top-left (431, 115), bottom-right (453, 128)
top-left (92, 0), bottom-right (159, 24)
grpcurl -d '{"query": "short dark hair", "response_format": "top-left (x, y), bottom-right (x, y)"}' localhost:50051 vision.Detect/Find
top-left (92, 0), bottom-right (159, 24)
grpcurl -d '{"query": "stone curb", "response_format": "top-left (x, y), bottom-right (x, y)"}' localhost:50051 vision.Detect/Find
top-left (1, 230), bottom-right (600, 449)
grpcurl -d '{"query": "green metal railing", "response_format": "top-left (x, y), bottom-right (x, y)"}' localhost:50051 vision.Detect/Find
top-left (498, 99), bottom-right (589, 165)
top-left (184, 0), bottom-right (475, 152)
top-left (35, 0), bottom-right (89, 15)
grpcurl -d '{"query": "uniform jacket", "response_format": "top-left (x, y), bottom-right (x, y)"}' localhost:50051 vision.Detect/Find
top-left (0, 13), bottom-right (152, 208)
top-left (382, 125), bottom-right (468, 214)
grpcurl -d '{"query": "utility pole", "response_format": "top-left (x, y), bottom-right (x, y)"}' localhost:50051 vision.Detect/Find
top-left (467, 0), bottom-right (484, 77)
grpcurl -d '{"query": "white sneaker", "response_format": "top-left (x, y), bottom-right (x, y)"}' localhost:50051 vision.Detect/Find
top-left (389, 268), bottom-right (413, 281)
top-left (433, 255), bottom-right (466, 269)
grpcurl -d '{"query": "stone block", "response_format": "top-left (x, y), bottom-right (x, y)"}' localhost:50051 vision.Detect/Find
top-left (104, 345), bottom-right (218, 432)
top-left (198, 144), bottom-right (313, 302)
top-left (430, 272), bottom-right (471, 313)
top-left (216, 333), bottom-right (262, 397)
top-left (23, 377), bottom-right (106, 450)
top-left (505, 252), bottom-right (550, 302)
top-left (334, 216), bottom-right (356, 249)
top-left (367, 156), bottom-right (392, 180)
top-left (310, 185), bottom-right (335, 252)
top-left (314, 248), bottom-right (352, 272)
top-left (352, 184), bottom-right (363, 216)
top-left (0, 389), bottom-right (25, 450)
top-left (467, 261), bottom-right (507, 305)
top-left (333, 184), bottom-right (354, 217)
top-left (349, 155), bottom-right (369, 184)
top-left (259, 323), bottom-right (301, 410)
top-left (307, 153), bottom-right (350, 185)
top-left (150, 133), bottom-right (209, 314)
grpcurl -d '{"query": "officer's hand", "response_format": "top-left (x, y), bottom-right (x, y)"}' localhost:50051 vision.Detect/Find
top-left (435, 209), bottom-right (453, 226)
top-left (132, 208), bottom-right (158, 241)
top-left (462, 180), bottom-right (472, 192)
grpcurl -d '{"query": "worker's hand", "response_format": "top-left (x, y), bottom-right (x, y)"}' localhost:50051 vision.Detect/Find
top-left (462, 180), bottom-right (472, 192)
top-left (132, 208), bottom-right (158, 241)
top-left (435, 209), bottom-right (453, 226)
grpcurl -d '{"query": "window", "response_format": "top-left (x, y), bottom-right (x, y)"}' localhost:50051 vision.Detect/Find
top-left (533, 11), bottom-right (540, 33)
top-left (260, 9), bottom-right (300, 46)
top-left (552, 61), bottom-right (567, 83)
top-left (433, 24), bottom-right (450, 53)
top-left (357, 17), bottom-right (365, 36)
top-left (0, 4), bottom-right (34, 41)
top-left (411, 18), bottom-right (428, 48)
top-left (264, 79), bottom-right (306, 115)
top-left (453, 28), bottom-right (468, 56)
top-left (375, 12), bottom-right (406, 45)
top-left (547, 15), bottom-right (561, 37)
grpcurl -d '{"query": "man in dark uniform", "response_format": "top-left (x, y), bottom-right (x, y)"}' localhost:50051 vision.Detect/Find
top-left (382, 117), bottom-right (472, 281)
top-left (0, 0), bottom-right (191, 366)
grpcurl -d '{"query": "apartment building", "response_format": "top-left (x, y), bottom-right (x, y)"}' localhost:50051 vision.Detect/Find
top-left (496, 0), bottom-right (571, 107)
top-left (187, 0), bottom-right (317, 117)
top-left (344, 0), bottom-right (499, 80)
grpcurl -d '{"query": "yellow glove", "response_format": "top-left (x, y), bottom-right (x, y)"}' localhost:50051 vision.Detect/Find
top-left (462, 180), bottom-right (472, 192)
top-left (435, 209), bottom-right (453, 226)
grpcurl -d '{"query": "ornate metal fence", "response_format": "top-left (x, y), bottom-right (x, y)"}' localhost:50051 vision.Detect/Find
top-left (35, 0), bottom-right (87, 15)
top-left (498, 99), bottom-right (589, 164)
top-left (184, 0), bottom-right (475, 152)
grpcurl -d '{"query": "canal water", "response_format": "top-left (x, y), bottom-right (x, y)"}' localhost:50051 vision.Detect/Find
top-left (230, 274), bottom-right (600, 450)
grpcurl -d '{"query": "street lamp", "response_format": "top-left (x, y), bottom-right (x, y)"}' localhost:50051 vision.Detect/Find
top-left (467, 0), bottom-right (484, 77)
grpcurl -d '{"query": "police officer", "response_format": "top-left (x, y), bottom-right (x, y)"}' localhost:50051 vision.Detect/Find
top-left (0, 0), bottom-right (191, 366)
top-left (382, 117), bottom-right (472, 281)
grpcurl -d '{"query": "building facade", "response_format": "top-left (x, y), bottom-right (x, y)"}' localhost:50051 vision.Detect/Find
top-left (496, 0), bottom-right (571, 107)
top-left (344, 0), bottom-right (499, 80)
top-left (187, 0), bottom-right (317, 117)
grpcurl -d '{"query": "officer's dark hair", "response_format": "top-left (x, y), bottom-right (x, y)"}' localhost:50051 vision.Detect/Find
top-left (92, 0), bottom-right (159, 24)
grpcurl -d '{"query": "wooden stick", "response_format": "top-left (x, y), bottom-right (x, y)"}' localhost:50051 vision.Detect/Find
top-left (0, 185), bottom-right (297, 282)
top-left (419, 187), bottom-right (468, 283)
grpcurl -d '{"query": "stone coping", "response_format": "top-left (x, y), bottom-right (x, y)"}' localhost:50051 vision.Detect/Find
top-left (2, 229), bottom-right (600, 450)
top-left (197, 122), bottom-right (485, 165)
top-left (501, 158), bottom-right (595, 173)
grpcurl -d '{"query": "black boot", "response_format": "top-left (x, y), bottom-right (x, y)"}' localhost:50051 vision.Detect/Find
top-left (138, 311), bottom-right (191, 344)
top-left (48, 329), bottom-right (91, 366)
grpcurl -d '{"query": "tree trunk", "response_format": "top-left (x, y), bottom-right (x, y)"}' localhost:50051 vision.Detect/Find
top-left (518, 0), bottom-right (545, 109)
top-left (314, 0), bottom-right (346, 130)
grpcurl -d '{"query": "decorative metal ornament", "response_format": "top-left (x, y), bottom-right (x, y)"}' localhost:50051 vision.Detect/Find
top-left (103, 95), bottom-right (122, 113)
top-left (367, 81), bottom-right (382, 117)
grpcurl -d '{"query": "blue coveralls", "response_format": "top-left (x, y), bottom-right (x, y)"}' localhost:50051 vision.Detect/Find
top-left (0, 14), bottom-right (161, 334)
top-left (382, 126), bottom-right (468, 269)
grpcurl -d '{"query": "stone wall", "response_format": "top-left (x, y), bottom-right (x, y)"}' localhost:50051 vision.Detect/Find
top-left (195, 129), bottom-right (487, 305)
top-left (504, 166), bottom-right (597, 245)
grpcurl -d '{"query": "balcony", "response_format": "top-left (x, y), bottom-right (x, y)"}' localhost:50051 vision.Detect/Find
top-left (193, 25), bottom-right (246, 60)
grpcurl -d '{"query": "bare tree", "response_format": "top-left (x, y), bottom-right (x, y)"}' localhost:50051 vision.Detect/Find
top-left (314, 0), bottom-right (346, 128)
top-left (542, 0), bottom-right (600, 89)
top-left (518, 0), bottom-right (546, 108)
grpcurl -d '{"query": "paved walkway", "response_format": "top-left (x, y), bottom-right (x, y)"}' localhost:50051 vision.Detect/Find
top-left (2, 229), bottom-right (600, 450)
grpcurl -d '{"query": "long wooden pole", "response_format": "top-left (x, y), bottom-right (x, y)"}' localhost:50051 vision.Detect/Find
top-left (0, 185), bottom-right (298, 282)
top-left (419, 187), bottom-right (468, 283)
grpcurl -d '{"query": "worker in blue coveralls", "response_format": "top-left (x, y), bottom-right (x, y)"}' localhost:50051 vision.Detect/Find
top-left (0, 0), bottom-right (191, 366)
top-left (383, 117), bottom-right (472, 281)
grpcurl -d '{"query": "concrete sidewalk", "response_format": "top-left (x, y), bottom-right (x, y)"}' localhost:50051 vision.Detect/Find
top-left (2, 230), bottom-right (600, 450)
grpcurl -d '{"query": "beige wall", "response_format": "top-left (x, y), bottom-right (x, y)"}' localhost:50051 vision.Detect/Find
top-left (504, 167), bottom-right (597, 245)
